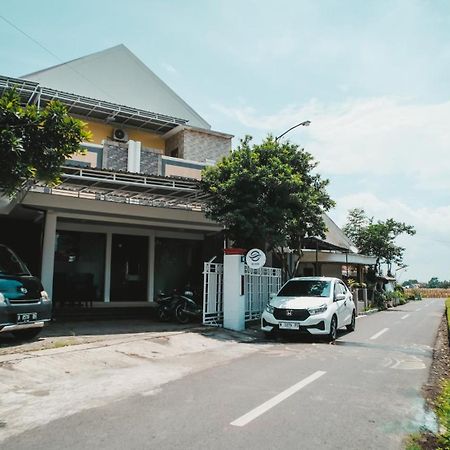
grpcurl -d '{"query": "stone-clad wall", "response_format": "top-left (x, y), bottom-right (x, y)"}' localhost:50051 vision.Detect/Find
top-left (165, 133), bottom-right (184, 158)
top-left (103, 142), bottom-right (128, 171)
top-left (182, 130), bottom-right (231, 163)
top-left (140, 149), bottom-right (161, 175)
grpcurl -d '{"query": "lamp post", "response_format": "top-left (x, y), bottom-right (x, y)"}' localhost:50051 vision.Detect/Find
top-left (275, 120), bottom-right (311, 142)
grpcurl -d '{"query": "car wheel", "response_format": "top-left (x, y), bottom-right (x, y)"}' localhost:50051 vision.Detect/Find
top-left (263, 330), bottom-right (276, 340)
top-left (328, 315), bottom-right (337, 341)
top-left (346, 311), bottom-right (356, 332)
top-left (12, 328), bottom-right (42, 340)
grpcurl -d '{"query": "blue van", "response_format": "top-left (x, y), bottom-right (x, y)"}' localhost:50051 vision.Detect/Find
top-left (0, 244), bottom-right (52, 339)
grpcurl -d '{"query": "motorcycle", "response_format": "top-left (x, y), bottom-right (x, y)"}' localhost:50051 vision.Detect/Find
top-left (155, 290), bottom-right (181, 322)
top-left (174, 288), bottom-right (202, 324)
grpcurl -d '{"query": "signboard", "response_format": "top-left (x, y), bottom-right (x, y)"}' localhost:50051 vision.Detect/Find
top-left (245, 248), bottom-right (266, 269)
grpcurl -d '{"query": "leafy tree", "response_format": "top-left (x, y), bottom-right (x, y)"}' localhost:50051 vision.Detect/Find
top-left (201, 135), bottom-right (334, 278)
top-left (427, 277), bottom-right (450, 289)
top-left (0, 90), bottom-right (90, 197)
top-left (402, 279), bottom-right (419, 287)
top-left (343, 208), bottom-right (416, 275)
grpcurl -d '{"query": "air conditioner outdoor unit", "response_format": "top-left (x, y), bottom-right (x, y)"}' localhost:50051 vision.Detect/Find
top-left (113, 128), bottom-right (128, 142)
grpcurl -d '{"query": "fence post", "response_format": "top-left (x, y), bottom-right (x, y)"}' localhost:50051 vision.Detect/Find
top-left (223, 248), bottom-right (246, 331)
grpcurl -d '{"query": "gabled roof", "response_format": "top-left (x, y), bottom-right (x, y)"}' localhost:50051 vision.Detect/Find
top-left (303, 214), bottom-right (355, 252)
top-left (22, 45), bottom-right (210, 129)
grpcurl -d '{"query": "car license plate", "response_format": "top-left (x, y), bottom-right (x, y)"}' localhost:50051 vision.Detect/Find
top-left (279, 322), bottom-right (300, 330)
top-left (17, 313), bottom-right (38, 324)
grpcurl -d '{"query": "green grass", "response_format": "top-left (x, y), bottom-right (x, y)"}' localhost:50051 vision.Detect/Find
top-left (435, 378), bottom-right (450, 449)
top-left (404, 433), bottom-right (424, 450)
top-left (446, 298), bottom-right (450, 331)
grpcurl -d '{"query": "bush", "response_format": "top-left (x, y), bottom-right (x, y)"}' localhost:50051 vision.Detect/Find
top-left (373, 291), bottom-right (387, 310)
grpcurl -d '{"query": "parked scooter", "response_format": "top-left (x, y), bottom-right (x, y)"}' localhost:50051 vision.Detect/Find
top-left (174, 287), bottom-right (202, 324)
top-left (155, 290), bottom-right (181, 322)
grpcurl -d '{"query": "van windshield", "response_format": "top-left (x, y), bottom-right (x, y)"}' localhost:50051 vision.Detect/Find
top-left (0, 246), bottom-right (30, 276)
top-left (278, 280), bottom-right (331, 297)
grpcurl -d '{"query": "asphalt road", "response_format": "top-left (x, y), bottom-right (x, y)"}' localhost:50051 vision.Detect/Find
top-left (3, 298), bottom-right (444, 450)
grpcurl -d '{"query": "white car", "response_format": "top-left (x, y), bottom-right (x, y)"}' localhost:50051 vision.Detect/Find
top-left (261, 277), bottom-right (356, 340)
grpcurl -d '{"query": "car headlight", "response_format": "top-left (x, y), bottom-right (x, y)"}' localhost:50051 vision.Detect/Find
top-left (41, 290), bottom-right (50, 302)
top-left (265, 303), bottom-right (275, 314)
top-left (308, 304), bottom-right (327, 315)
top-left (0, 293), bottom-right (6, 305)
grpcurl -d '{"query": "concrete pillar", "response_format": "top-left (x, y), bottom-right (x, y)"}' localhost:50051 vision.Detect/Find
top-left (147, 233), bottom-right (155, 302)
top-left (40, 211), bottom-right (57, 298)
top-left (104, 232), bottom-right (112, 302)
top-left (223, 248), bottom-right (246, 331)
top-left (127, 140), bottom-right (141, 173)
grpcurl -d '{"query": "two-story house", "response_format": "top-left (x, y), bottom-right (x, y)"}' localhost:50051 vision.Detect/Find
top-left (0, 45), bottom-right (232, 312)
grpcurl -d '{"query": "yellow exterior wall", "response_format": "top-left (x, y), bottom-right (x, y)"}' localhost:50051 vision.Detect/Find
top-left (83, 120), bottom-right (165, 151)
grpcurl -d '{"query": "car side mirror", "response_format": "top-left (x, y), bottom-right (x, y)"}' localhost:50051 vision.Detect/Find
top-left (335, 293), bottom-right (346, 301)
top-left (269, 292), bottom-right (276, 299)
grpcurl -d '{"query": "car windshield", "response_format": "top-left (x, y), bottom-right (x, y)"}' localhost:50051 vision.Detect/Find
top-left (0, 246), bottom-right (30, 276)
top-left (277, 280), bottom-right (331, 297)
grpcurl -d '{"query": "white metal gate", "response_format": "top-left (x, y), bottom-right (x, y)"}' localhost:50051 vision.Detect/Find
top-left (202, 262), bottom-right (224, 326)
top-left (245, 266), bottom-right (282, 321)
top-left (202, 262), bottom-right (281, 326)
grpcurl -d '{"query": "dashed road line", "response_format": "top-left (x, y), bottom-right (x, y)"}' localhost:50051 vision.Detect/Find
top-left (401, 314), bottom-right (410, 320)
top-left (370, 328), bottom-right (389, 340)
top-left (230, 371), bottom-right (326, 427)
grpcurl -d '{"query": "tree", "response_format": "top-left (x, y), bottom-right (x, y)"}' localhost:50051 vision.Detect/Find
top-left (0, 90), bottom-right (90, 196)
top-left (427, 277), bottom-right (450, 289)
top-left (402, 279), bottom-right (418, 287)
top-left (200, 135), bottom-right (334, 278)
top-left (343, 208), bottom-right (416, 275)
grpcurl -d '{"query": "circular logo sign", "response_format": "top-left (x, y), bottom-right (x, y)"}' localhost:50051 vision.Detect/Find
top-left (245, 248), bottom-right (266, 269)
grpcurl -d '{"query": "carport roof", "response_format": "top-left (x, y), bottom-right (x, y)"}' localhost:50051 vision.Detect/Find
top-left (30, 165), bottom-right (210, 211)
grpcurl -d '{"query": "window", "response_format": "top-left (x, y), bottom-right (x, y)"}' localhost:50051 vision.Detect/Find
top-left (334, 282), bottom-right (347, 299)
top-left (0, 246), bottom-right (29, 276)
top-left (278, 280), bottom-right (331, 298)
top-left (170, 147), bottom-right (179, 158)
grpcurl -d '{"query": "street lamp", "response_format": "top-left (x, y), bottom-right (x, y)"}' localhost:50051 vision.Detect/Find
top-left (275, 120), bottom-right (311, 142)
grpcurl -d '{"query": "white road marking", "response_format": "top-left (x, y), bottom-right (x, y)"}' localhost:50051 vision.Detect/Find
top-left (230, 371), bottom-right (326, 427)
top-left (401, 314), bottom-right (410, 320)
top-left (370, 328), bottom-right (389, 340)
top-left (416, 308), bottom-right (422, 312)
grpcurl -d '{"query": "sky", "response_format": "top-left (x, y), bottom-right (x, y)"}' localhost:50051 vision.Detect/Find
top-left (1, 0), bottom-right (449, 282)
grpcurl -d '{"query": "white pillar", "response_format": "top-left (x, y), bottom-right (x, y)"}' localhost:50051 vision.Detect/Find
top-left (127, 140), bottom-right (135, 172)
top-left (104, 232), bottom-right (112, 302)
top-left (147, 233), bottom-right (155, 302)
top-left (135, 140), bottom-right (141, 173)
top-left (127, 140), bottom-right (141, 173)
top-left (223, 249), bottom-right (246, 331)
top-left (41, 211), bottom-right (57, 298)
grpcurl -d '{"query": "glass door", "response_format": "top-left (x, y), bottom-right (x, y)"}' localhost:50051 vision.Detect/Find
top-left (110, 234), bottom-right (148, 301)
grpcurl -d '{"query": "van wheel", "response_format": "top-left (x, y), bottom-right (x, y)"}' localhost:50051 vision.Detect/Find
top-left (12, 328), bottom-right (42, 340)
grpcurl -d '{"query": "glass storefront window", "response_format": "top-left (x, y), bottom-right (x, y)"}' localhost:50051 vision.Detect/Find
top-left (110, 234), bottom-right (148, 301)
top-left (53, 231), bottom-right (106, 304)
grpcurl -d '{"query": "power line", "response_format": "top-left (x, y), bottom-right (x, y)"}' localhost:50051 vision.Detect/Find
top-left (0, 14), bottom-right (63, 64)
top-left (0, 14), bottom-right (113, 99)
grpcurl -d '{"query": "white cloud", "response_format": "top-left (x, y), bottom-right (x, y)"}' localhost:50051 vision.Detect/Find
top-left (330, 192), bottom-right (450, 281)
top-left (215, 97), bottom-right (450, 190)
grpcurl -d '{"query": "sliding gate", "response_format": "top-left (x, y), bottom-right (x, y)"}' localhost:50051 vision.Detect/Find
top-left (202, 262), bottom-right (281, 326)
